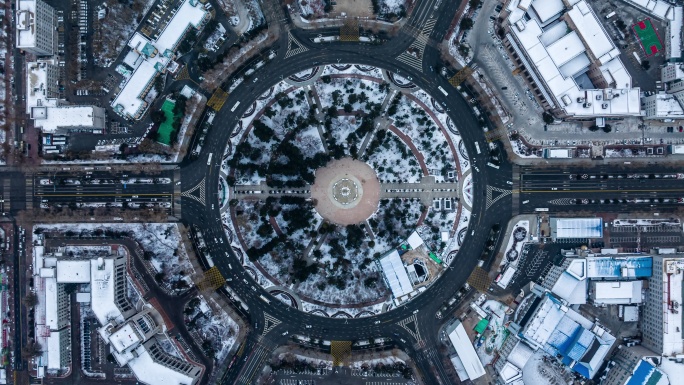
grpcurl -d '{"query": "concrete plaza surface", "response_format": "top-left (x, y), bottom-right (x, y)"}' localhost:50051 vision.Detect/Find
top-left (310, 158), bottom-right (381, 226)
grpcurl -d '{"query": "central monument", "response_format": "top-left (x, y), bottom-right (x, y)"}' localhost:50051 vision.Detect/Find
top-left (310, 158), bottom-right (381, 225)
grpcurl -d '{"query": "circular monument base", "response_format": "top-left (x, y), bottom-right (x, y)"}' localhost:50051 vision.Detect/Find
top-left (310, 158), bottom-right (380, 226)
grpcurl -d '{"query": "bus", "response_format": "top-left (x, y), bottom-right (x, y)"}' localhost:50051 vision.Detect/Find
top-left (605, 11), bottom-right (616, 19)
top-left (487, 162), bottom-right (499, 169)
top-left (475, 142), bottom-right (481, 154)
top-left (535, 208), bottom-right (549, 212)
top-left (259, 295), bottom-right (271, 304)
top-left (230, 101), bottom-right (240, 112)
top-left (207, 152), bottom-right (213, 166)
top-left (438, 86), bottom-right (449, 96)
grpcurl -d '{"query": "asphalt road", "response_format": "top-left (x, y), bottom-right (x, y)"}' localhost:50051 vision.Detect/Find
top-left (2, 0), bottom-right (684, 383)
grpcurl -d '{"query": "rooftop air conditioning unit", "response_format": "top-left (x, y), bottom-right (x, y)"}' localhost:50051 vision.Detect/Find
top-left (596, 95), bottom-right (602, 100)
top-left (602, 103), bottom-right (608, 109)
top-left (583, 102), bottom-right (592, 108)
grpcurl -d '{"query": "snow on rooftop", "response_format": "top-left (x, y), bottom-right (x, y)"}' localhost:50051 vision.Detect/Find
top-left (551, 271), bottom-right (587, 304)
top-left (26, 60), bottom-right (58, 114)
top-left (16, 0), bottom-right (37, 48)
top-left (592, 281), bottom-right (643, 304)
top-left (522, 295), bottom-right (566, 348)
top-left (552, 218), bottom-right (603, 239)
top-left (127, 346), bottom-right (195, 385)
top-left (44, 277), bottom-right (60, 330)
top-left (660, 259), bottom-right (684, 355)
top-left (645, 93), bottom-right (684, 118)
top-left (112, 0), bottom-right (208, 119)
top-left (586, 256), bottom-right (653, 278)
top-left (155, 0), bottom-right (207, 54)
top-left (90, 258), bottom-right (124, 325)
top-left (407, 231), bottom-right (424, 249)
top-left (507, 0), bottom-right (642, 118)
top-left (46, 330), bottom-right (63, 370)
top-left (447, 321), bottom-right (485, 380)
top-left (667, 7), bottom-right (683, 60)
top-left (55, 260), bottom-right (91, 283)
top-left (32, 106), bottom-right (105, 133)
top-left (109, 324), bottom-right (141, 354)
top-left (507, 340), bottom-right (534, 369)
top-left (546, 32), bottom-right (586, 68)
top-left (379, 250), bottom-right (414, 298)
top-left (623, 0), bottom-right (673, 20)
top-left (566, 1), bottom-right (617, 63)
top-left (530, 0), bottom-right (565, 24)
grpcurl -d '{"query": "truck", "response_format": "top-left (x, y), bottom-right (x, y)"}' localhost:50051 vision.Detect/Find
top-left (207, 153), bottom-right (213, 166)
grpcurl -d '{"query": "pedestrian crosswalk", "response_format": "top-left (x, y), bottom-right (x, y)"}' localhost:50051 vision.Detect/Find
top-left (396, 18), bottom-right (437, 71)
top-left (237, 343), bottom-right (271, 385)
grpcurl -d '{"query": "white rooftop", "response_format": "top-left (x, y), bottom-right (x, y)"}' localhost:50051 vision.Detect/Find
top-left (659, 259), bottom-right (684, 355)
top-left (26, 60), bottom-right (58, 114)
top-left (127, 346), bottom-right (195, 385)
top-left (90, 258), bottom-right (124, 325)
top-left (407, 231), bottom-right (424, 249)
top-left (592, 281), bottom-right (643, 304)
top-left (56, 260), bottom-right (91, 283)
top-left (112, 0), bottom-right (208, 119)
top-left (44, 277), bottom-right (60, 330)
top-left (109, 323), bottom-right (141, 354)
top-left (552, 217), bottom-right (603, 239)
top-left (379, 250), bottom-right (414, 298)
top-left (15, 0), bottom-right (38, 49)
top-left (46, 330), bottom-right (63, 370)
top-left (530, 0), bottom-right (565, 24)
top-left (667, 7), bottom-right (683, 60)
top-left (507, 0), bottom-right (642, 118)
top-left (622, 0), bottom-right (673, 19)
top-left (447, 321), bottom-right (485, 380)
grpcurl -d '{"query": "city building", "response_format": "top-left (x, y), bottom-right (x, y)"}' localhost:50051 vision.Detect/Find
top-left (445, 320), bottom-right (486, 381)
top-left (503, 0), bottom-right (642, 118)
top-left (509, 288), bottom-right (616, 379)
top-left (32, 243), bottom-right (204, 384)
top-left (111, 0), bottom-right (209, 120)
top-left (15, 0), bottom-right (56, 56)
top-left (590, 280), bottom-right (644, 305)
top-left (641, 255), bottom-right (684, 356)
top-left (26, 60), bottom-right (106, 134)
top-left (494, 335), bottom-right (534, 384)
top-left (601, 345), bottom-right (669, 385)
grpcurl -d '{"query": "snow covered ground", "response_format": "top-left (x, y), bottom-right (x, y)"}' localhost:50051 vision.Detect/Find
top-left (377, 0), bottom-right (407, 17)
top-left (185, 296), bottom-right (238, 363)
top-left (364, 130), bottom-right (421, 183)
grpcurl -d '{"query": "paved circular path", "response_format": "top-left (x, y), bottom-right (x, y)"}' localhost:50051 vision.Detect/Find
top-left (310, 158), bottom-right (380, 225)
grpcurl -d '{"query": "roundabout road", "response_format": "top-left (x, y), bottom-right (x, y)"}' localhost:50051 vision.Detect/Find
top-left (178, 0), bottom-right (512, 383)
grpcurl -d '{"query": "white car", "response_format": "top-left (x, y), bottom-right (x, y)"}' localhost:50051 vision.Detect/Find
top-left (374, 320), bottom-right (381, 325)
top-left (305, 325), bottom-right (312, 329)
top-left (282, 331), bottom-right (289, 336)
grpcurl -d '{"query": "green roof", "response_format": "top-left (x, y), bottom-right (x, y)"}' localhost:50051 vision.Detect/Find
top-left (474, 318), bottom-right (489, 334)
top-left (157, 99), bottom-right (177, 145)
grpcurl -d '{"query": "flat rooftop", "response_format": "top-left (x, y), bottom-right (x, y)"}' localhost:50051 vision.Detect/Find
top-left (15, 0), bottom-right (37, 49)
